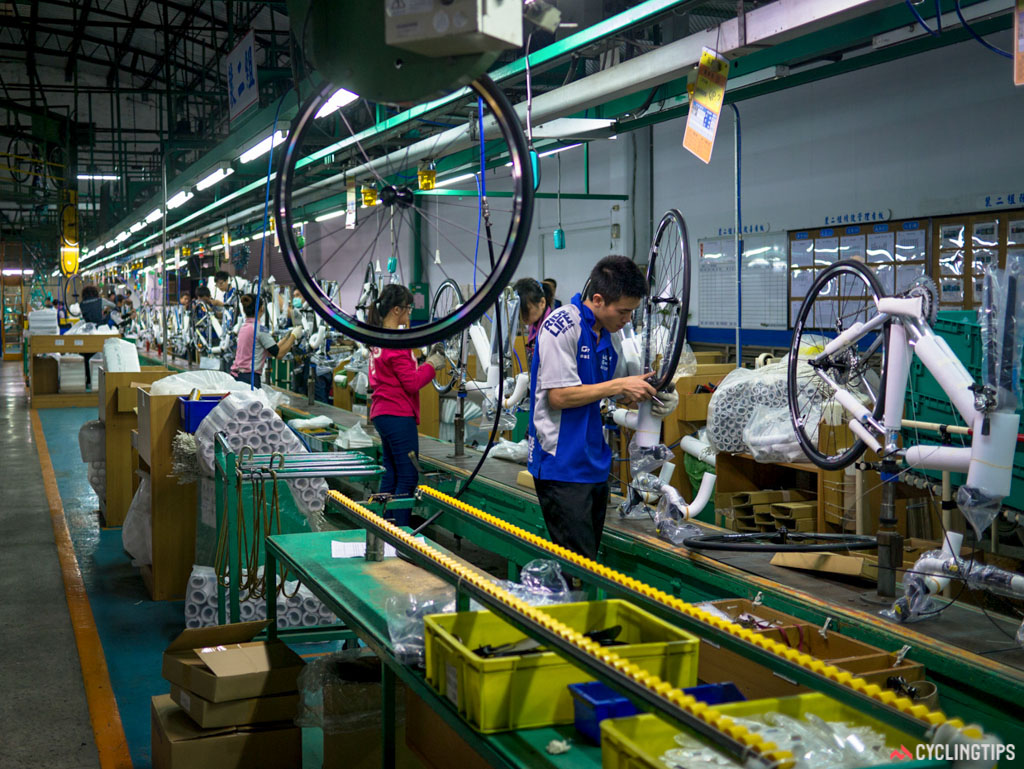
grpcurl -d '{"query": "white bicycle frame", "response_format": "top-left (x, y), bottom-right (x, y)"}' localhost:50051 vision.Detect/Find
top-left (811, 294), bottom-right (1020, 504)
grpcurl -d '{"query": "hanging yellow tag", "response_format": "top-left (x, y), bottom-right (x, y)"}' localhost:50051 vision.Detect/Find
top-left (1015, 0), bottom-right (1024, 86)
top-left (682, 47), bottom-right (729, 164)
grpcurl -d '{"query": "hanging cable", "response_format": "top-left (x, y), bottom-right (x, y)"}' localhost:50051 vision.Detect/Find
top-left (250, 90), bottom-right (290, 390)
top-left (905, 0), bottom-right (942, 37)
top-left (955, 0), bottom-right (1013, 58)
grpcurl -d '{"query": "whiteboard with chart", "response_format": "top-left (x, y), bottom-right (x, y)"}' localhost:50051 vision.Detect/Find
top-left (697, 233), bottom-right (789, 329)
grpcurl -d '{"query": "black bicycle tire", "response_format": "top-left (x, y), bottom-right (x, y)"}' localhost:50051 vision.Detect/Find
top-left (47, 144), bottom-right (65, 191)
top-left (430, 278), bottom-right (464, 394)
top-left (7, 135), bottom-right (32, 184)
top-left (62, 276), bottom-right (81, 317)
top-left (276, 74), bottom-right (534, 348)
top-left (644, 209), bottom-right (691, 392)
top-left (683, 531), bottom-right (878, 552)
top-left (787, 259), bottom-right (888, 471)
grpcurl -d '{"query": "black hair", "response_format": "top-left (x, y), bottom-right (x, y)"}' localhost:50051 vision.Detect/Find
top-left (82, 285), bottom-right (99, 300)
top-left (214, 270), bottom-right (230, 282)
top-left (196, 286), bottom-right (212, 299)
top-left (114, 294), bottom-right (125, 304)
top-left (368, 284), bottom-right (413, 327)
top-left (240, 294), bottom-right (258, 317)
top-left (583, 255), bottom-right (647, 304)
top-left (513, 277), bottom-right (553, 320)
top-left (543, 277), bottom-right (557, 291)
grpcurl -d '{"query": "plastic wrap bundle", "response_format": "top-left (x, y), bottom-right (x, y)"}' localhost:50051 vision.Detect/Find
top-left (78, 420), bottom-right (105, 463)
top-left (150, 369), bottom-right (257, 397)
top-left (334, 422), bottom-right (373, 449)
top-left (490, 438), bottom-right (528, 464)
top-left (89, 354), bottom-right (105, 385)
top-left (102, 337), bottom-right (141, 372)
top-left (87, 461), bottom-right (106, 501)
top-left (706, 363), bottom-right (789, 454)
top-left (743, 403), bottom-right (818, 464)
top-left (183, 564), bottom-right (338, 630)
top-left (122, 477), bottom-right (152, 566)
top-left (494, 559), bottom-right (583, 605)
top-left (385, 587), bottom-right (457, 666)
top-left (58, 353), bottom-right (87, 393)
top-left (28, 307), bottom-right (59, 335)
top-left (193, 393), bottom-right (328, 525)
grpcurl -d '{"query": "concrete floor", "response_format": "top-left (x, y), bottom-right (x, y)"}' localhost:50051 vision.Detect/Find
top-left (0, 360), bottom-right (100, 769)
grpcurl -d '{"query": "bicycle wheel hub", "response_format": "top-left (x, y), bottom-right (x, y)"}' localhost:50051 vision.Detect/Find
top-left (379, 185), bottom-right (414, 209)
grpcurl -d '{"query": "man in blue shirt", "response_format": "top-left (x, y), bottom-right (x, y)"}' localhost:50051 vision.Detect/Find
top-left (527, 255), bottom-right (659, 560)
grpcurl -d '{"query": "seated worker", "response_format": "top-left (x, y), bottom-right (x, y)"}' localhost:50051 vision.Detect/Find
top-left (79, 285), bottom-right (116, 389)
top-left (527, 255), bottom-right (677, 560)
top-left (513, 277), bottom-right (555, 361)
top-left (230, 294), bottom-right (303, 388)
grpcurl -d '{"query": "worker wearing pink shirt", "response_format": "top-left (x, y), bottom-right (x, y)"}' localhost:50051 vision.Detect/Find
top-left (368, 285), bottom-right (446, 519)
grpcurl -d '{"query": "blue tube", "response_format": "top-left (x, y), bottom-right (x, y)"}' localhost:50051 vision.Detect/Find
top-left (955, 0), bottom-right (1012, 58)
top-left (905, 0), bottom-right (942, 37)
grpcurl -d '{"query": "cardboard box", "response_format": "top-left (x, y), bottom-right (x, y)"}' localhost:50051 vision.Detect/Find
top-left (771, 501), bottom-right (818, 521)
top-left (406, 690), bottom-right (491, 769)
top-left (516, 469), bottom-right (535, 490)
top-left (151, 694), bottom-right (300, 769)
top-left (170, 684), bottom-right (299, 729)
top-left (162, 621), bottom-right (304, 703)
top-left (675, 363), bottom-right (738, 421)
top-left (732, 489), bottom-right (811, 506)
top-left (770, 551), bottom-right (879, 580)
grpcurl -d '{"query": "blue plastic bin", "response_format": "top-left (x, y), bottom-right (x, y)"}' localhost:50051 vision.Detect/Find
top-left (569, 681), bottom-right (746, 745)
top-left (178, 395), bottom-right (224, 433)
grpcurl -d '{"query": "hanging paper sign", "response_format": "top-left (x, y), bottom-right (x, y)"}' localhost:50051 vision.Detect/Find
top-left (1016, 0), bottom-right (1024, 86)
top-left (682, 47), bottom-right (729, 164)
top-left (226, 31), bottom-right (259, 122)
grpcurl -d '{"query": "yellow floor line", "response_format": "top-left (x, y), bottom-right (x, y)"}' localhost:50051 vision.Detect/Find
top-left (31, 410), bottom-right (133, 769)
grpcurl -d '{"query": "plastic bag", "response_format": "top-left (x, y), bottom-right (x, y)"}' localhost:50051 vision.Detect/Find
top-left (122, 477), bottom-right (152, 566)
top-left (288, 415), bottom-right (333, 430)
top-left (706, 362), bottom-right (801, 455)
top-left (385, 586), bottom-right (456, 666)
top-left (87, 460), bottom-right (106, 500)
top-left (78, 419), bottom-right (105, 463)
top-left (102, 337), bottom-right (140, 372)
top-left (743, 404), bottom-right (816, 464)
top-left (978, 254), bottom-right (1024, 409)
top-left (296, 649), bottom-right (392, 734)
top-left (335, 422), bottom-right (373, 449)
top-left (495, 559), bottom-right (584, 605)
top-left (490, 438), bottom-right (528, 464)
top-left (674, 343), bottom-right (698, 379)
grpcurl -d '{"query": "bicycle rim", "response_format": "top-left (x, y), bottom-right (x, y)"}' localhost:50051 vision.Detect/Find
top-left (276, 74), bottom-right (534, 348)
top-left (643, 209), bottom-right (691, 391)
top-left (430, 279), bottom-right (464, 394)
top-left (788, 259), bottom-right (888, 470)
top-left (683, 531), bottom-right (878, 552)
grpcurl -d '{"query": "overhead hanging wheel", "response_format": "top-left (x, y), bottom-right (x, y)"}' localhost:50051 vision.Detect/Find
top-left (430, 278), bottom-right (465, 394)
top-left (62, 274), bottom-right (82, 317)
top-left (275, 71), bottom-right (534, 349)
top-left (641, 209), bottom-right (691, 392)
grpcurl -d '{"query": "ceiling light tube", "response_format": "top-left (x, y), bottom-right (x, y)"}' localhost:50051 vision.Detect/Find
top-left (166, 190), bottom-right (194, 209)
top-left (210, 244), bottom-right (224, 251)
top-left (145, 208), bottom-right (163, 223)
top-left (105, 240), bottom-right (116, 249)
top-left (538, 142), bottom-right (583, 158)
top-left (315, 88), bottom-right (359, 119)
top-left (77, 173), bottom-right (120, 181)
top-left (130, 222), bottom-right (145, 233)
top-left (314, 209), bottom-right (346, 223)
top-left (115, 231), bottom-right (129, 243)
top-left (196, 166), bottom-right (235, 191)
top-left (433, 172), bottom-right (477, 189)
top-left (239, 131), bottom-right (287, 164)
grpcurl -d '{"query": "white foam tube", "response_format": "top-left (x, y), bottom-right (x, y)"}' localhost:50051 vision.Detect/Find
top-left (301, 611), bottom-right (320, 627)
top-left (186, 617), bottom-right (203, 629)
top-left (189, 588), bottom-right (208, 605)
top-left (848, 419), bottom-right (882, 453)
top-left (303, 597), bottom-right (320, 614)
top-left (681, 472), bottom-right (717, 518)
top-left (680, 435), bottom-right (716, 467)
top-left (239, 601), bottom-right (257, 620)
top-left (914, 333), bottom-right (978, 424)
top-left (199, 605), bottom-right (217, 624)
top-left (966, 411), bottom-right (1021, 499)
top-left (184, 602), bottom-right (201, 618)
top-left (612, 407), bottom-right (637, 430)
top-left (883, 323), bottom-right (911, 434)
top-left (469, 324), bottom-right (491, 372)
top-left (276, 599), bottom-right (288, 615)
top-left (633, 402), bottom-right (661, 449)
top-left (285, 607), bottom-right (303, 626)
top-left (255, 421), bottom-right (271, 436)
top-left (502, 373), bottom-right (531, 410)
top-left (904, 445), bottom-right (971, 473)
top-left (246, 400), bottom-right (264, 416)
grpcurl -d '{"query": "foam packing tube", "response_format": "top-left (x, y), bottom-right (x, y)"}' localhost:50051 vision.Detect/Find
top-left (302, 597), bottom-right (320, 614)
top-left (285, 607), bottom-right (303, 626)
top-left (301, 611), bottom-right (319, 626)
top-left (199, 605), bottom-right (217, 624)
top-left (184, 602), bottom-right (201, 618)
top-left (186, 617), bottom-right (203, 629)
top-left (239, 601), bottom-right (257, 620)
top-left (189, 588), bottom-right (209, 605)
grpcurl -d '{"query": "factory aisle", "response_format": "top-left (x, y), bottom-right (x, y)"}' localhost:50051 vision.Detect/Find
top-left (0, 360), bottom-right (102, 769)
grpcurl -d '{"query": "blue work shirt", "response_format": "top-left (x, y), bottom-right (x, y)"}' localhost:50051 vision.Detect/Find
top-left (527, 293), bottom-right (624, 483)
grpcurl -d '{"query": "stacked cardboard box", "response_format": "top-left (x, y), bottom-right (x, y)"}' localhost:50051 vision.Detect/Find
top-left (152, 620), bottom-right (304, 769)
top-left (718, 489), bottom-right (813, 532)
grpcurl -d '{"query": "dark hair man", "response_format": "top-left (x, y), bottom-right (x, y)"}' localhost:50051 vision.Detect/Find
top-left (526, 255), bottom-right (656, 560)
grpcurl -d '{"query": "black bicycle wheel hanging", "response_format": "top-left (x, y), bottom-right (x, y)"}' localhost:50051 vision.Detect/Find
top-left (430, 278), bottom-right (465, 394)
top-left (642, 209), bottom-right (691, 392)
top-left (788, 259), bottom-right (889, 471)
top-left (275, 74), bottom-right (534, 349)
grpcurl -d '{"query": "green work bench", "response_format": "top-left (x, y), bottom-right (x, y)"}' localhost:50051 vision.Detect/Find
top-left (263, 530), bottom-right (604, 769)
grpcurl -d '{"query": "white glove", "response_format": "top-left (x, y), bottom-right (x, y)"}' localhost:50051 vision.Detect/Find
top-left (290, 325), bottom-right (305, 341)
top-left (650, 388), bottom-right (679, 419)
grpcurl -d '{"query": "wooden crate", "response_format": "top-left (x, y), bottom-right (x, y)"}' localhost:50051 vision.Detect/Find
top-left (29, 334), bottom-right (109, 408)
top-left (674, 363), bottom-right (737, 422)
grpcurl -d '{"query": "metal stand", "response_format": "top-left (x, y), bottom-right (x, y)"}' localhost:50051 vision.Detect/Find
top-left (449, 385), bottom-right (466, 458)
top-left (862, 458), bottom-right (903, 604)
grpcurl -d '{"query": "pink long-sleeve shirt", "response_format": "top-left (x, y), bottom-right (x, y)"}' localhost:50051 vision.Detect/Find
top-left (368, 347), bottom-right (437, 424)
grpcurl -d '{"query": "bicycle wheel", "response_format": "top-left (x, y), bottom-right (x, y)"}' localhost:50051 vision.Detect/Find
top-left (47, 144), bottom-right (66, 191)
top-left (684, 530), bottom-right (877, 552)
top-left (788, 259), bottom-right (888, 470)
top-left (62, 275), bottom-right (81, 317)
top-left (430, 279), bottom-right (465, 394)
top-left (275, 73), bottom-right (534, 349)
top-left (642, 209), bottom-right (691, 392)
top-left (354, 262), bottom-right (379, 324)
top-left (7, 136), bottom-right (34, 184)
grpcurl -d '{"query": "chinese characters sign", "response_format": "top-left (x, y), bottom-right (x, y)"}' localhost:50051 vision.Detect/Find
top-left (226, 31), bottom-right (258, 122)
top-left (821, 210), bottom-right (891, 226)
top-left (683, 47), bottom-right (728, 164)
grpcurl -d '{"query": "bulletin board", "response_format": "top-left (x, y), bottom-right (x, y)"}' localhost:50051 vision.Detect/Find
top-left (697, 238), bottom-right (737, 328)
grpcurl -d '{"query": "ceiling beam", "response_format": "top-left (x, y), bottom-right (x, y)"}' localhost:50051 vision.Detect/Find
top-left (106, 0), bottom-right (152, 86)
top-left (64, 0), bottom-right (94, 82)
top-left (139, 0), bottom-right (215, 91)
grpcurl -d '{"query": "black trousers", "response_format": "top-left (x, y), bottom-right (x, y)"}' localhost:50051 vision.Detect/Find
top-left (534, 478), bottom-right (610, 561)
top-left (233, 371), bottom-right (261, 388)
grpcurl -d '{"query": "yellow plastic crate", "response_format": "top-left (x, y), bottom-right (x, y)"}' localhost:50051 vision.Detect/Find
top-left (423, 599), bottom-right (699, 733)
top-left (600, 692), bottom-right (923, 769)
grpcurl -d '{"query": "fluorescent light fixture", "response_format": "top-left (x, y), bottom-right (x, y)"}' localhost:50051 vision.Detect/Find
top-left (78, 173), bottom-right (119, 181)
top-left (115, 231), bottom-right (129, 243)
top-left (239, 131), bottom-right (287, 164)
top-left (314, 209), bottom-right (346, 223)
top-left (130, 222), bottom-right (145, 233)
top-left (433, 172), bottom-right (477, 189)
top-left (315, 88), bottom-right (359, 119)
top-left (230, 237), bottom-right (248, 246)
top-left (210, 244), bottom-right (225, 251)
top-left (145, 208), bottom-right (163, 224)
top-left (538, 142), bottom-right (582, 158)
top-left (2, 268), bottom-right (34, 276)
top-left (166, 190), bottom-right (194, 209)
top-left (291, 220), bottom-right (306, 229)
top-left (51, 269), bottom-right (61, 277)
top-left (105, 240), bottom-right (116, 249)
top-left (196, 166), bottom-right (234, 191)
top-left (250, 231), bottom-right (268, 240)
